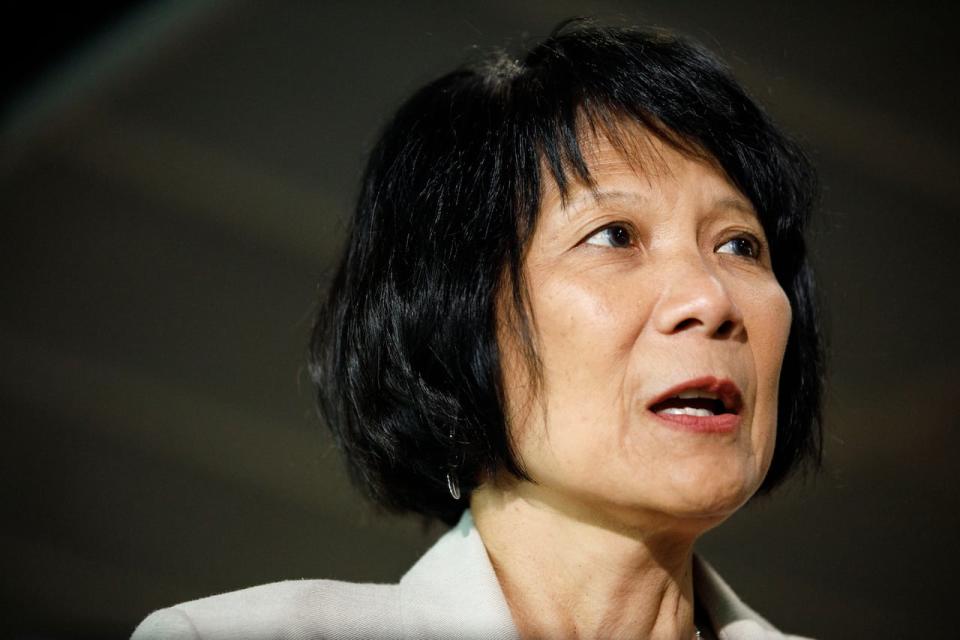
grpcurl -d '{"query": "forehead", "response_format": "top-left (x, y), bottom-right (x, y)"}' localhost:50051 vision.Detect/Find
top-left (539, 125), bottom-right (755, 219)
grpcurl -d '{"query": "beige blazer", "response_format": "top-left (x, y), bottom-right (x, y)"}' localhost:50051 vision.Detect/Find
top-left (132, 511), bottom-right (810, 640)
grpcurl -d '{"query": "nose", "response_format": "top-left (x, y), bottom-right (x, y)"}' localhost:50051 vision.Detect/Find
top-left (651, 258), bottom-right (744, 340)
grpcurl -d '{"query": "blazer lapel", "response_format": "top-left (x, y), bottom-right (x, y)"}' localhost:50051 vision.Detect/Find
top-left (399, 511), bottom-right (520, 640)
top-left (695, 556), bottom-right (798, 640)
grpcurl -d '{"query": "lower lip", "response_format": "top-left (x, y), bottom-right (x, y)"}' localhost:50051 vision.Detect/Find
top-left (649, 411), bottom-right (741, 433)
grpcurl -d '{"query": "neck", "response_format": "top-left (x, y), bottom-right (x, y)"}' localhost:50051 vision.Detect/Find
top-left (471, 482), bottom-right (704, 640)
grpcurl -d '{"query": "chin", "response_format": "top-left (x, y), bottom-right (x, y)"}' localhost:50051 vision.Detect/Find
top-left (657, 462), bottom-right (764, 523)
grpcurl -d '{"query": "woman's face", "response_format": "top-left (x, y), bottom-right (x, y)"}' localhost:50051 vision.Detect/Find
top-left (498, 131), bottom-right (792, 530)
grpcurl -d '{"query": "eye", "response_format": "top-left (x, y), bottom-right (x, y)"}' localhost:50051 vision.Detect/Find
top-left (716, 235), bottom-right (761, 260)
top-left (584, 224), bottom-right (633, 248)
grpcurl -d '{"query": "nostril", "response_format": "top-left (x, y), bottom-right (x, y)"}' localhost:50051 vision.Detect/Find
top-left (715, 320), bottom-right (735, 338)
top-left (674, 318), bottom-right (700, 332)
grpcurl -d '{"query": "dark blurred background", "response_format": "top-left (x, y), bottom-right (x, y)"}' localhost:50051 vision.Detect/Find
top-left (2, 1), bottom-right (957, 638)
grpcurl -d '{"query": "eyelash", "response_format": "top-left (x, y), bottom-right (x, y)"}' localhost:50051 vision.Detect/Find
top-left (715, 234), bottom-right (763, 261)
top-left (583, 224), bottom-right (634, 249)
top-left (582, 224), bottom-right (765, 261)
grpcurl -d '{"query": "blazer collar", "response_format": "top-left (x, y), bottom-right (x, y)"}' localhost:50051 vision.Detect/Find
top-left (400, 510), bottom-right (789, 640)
top-left (399, 510), bottom-right (519, 640)
top-left (694, 556), bottom-right (790, 640)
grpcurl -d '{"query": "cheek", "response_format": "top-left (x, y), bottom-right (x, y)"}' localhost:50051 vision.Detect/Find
top-left (510, 272), bottom-right (641, 463)
top-left (747, 283), bottom-right (792, 464)
top-left (530, 270), bottom-right (645, 372)
top-left (528, 277), bottom-right (646, 436)
top-left (763, 286), bottom-right (793, 390)
top-left (743, 279), bottom-right (792, 392)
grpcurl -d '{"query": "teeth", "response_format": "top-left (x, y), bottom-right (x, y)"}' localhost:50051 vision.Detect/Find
top-left (675, 390), bottom-right (719, 400)
top-left (658, 407), bottom-right (715, 417)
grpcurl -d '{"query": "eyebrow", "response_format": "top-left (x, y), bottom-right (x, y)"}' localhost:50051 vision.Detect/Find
top-left (561, 189), bottom-right (648, 218)
top-left (561, 190), bottom-right (757, 219)
top-left (713, 196), bottom-right (757, 217)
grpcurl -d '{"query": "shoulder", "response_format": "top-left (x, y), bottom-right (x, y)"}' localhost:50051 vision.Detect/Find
top-left (131, 511), bottom-right (517, 640)
top-left (131, 579), bottom-right (400, 640)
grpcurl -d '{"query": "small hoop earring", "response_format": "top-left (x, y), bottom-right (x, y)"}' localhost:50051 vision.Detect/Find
top-left (446, 424), bottom-right (461, 500)
top-left (446, 471), bottom-right (461, 500)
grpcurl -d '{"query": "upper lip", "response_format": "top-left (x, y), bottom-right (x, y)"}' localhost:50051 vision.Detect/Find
top-left (646, 376), bottom-right (744, 414)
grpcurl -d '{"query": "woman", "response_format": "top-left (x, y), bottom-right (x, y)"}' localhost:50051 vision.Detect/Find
top-left (133, 20), bottom-right (821, 640)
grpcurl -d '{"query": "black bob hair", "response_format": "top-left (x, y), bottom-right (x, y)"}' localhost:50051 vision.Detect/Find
top-left (310, 20), bottom-right (823, 526)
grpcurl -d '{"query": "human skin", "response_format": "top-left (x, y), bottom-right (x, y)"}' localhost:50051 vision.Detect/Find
top-left (471, 128), bottom-right (793, 639)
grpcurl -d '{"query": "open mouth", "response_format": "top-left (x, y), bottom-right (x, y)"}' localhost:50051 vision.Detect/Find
top-left (649, 393), bottom-right (731, 417)
top-left (646, 377), bottom-right (743, 430)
